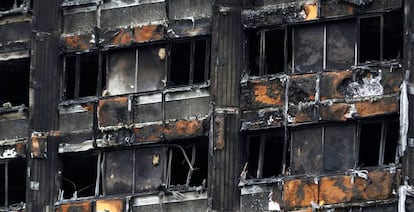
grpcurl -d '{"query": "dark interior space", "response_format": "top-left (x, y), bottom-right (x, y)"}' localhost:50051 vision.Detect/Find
top-left (246, 136), bottom-right (260, 178)
top-left (0, 163), bottom-right (5, 206)
top-left (247, 30), bottom-right (260, 76)
top-left (60, 152), bottom-right (98, 199)
top-left (193, 39), bottom-right (208, 84)
top-left (384, 121), bottom-right (399, 165)
top-left (7, 159), bottom-right (26, 205)
top-left (262, 134), bottom-right (285, 178)
top-left (265, 29), bottom-right (285, 74)
top-left (358, 122), bottom-right (382, 167)
top-left (0, 58), bottom-right (30, 107)
top-left (170, 41), bottom-right (191, 86)
top-left (0, 0), bottom-right (20, 11)
top-left (383, 11), bottom-right (403, 60)
top-left (79, 54), bottom-right (99, 97)
top-left (359, 16), bottom-right (381, 62)
top-left (65, 56), bottom-right (76, 99)
top-left (169, 137), bottom-right (208, 187)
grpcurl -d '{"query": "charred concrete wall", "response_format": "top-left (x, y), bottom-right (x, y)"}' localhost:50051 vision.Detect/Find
top-left (0, 0), bottom-right (412, 211)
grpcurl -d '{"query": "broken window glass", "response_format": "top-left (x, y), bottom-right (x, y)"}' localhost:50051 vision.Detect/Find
top-left (291, 127), bottom-right (323, 175)
top-left (326, 20), bottom-right (356, 70)
top-left (136, 45), bottom-right (166, 93)
top-left (107, 50), bottom-right (136, 96)
top-left (245, 130), bottom-right (287, 178)
top-left (324, 124), bottom-right (356, 173)
top-left (167, 137), bottom-right (208, 188)
top-left (293, 23), bottom-right (324, 73)
top-left (0, 58), bottom-right (30, 107)
top-left (0, 158), bottom-right (26, 208)
top-left (60, 152), bottom-right (99, 199)
top-left (134, 147), bottom-right (166, 192)
top-left (169, 38), bottom-right (209, 86)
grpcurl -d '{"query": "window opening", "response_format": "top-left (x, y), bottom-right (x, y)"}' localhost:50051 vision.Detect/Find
top-left (60, 152), bottom-right (99, 199)
top-left (64, 53), bottom-right (102, 99)
top-left (0, 58), bottom-right (30, 107)
top-left (383, 12), bottom-right (403, 60)
top-left (357, 120), bottom-right (398, 167)
top-left (358, 122), bottom-right (383, 167)
top-left (0, 0), bottom-right (22, 11)
top-left (384, 121), bottom-right (399, 165)
top-left (247, 29), bottom-right (286, 76)
top-left (166, 137), bottom-right (208, 189)
top-left (0, 159), bottom-right (26, 208)
top-left (169, 38), bottom-right (209, 86)
top-left (245, 130), bottom-right (287, 179)
top-left (359, 16), bottom-right (381, 62)
top-left (359, 11), bottom-right (403, 62)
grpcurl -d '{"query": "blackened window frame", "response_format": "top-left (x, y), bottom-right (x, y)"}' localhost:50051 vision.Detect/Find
top-left (289, 117), bottom-right (399, 175)
top-left (62, 36), bottom-right (210, 100)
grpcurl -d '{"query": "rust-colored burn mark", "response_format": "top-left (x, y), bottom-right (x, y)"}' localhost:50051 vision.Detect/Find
top-left (319, 103), bottom-right (352, 121)
top-left (319, 170), bottom-right (395, 205)
top-left (62, 34), bottom-right (93, 51)
top-left (304, 4), bottom-right (318, 20)
top-left (133, 119), bottom-right (205, 142)
top-left (253, 83), bottom-right (284, 106)
top-left (291, 104), bottom-right (316, 124)
top-left (111, 28), bottom-right (134, 46)
top-left (355, 98), bottom-right (398, 118)
top-left (98, 97), bottom-right (129, 127)
top-left (215, 116), bottom-right (225, 150)
top-left (320, 70), bottom-right (353, 100)
top-left (96, 199), bottom-right (124, 212)
top-left (59, 201), bottom-right (92, 212)
top-left (382, 68), bottom-right (403, 95)
top-left (134, 25), bottom-right (164, 43)
top-left (30, 134), bottom-right (46, 158)
top-left (81, 102), bottom-right (95, 113)
top-left (282, 178), bottom-right (318, 208)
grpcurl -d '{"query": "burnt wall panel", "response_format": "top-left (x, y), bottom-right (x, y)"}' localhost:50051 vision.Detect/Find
top-left (60, 111), bottom-right (94, 133)
top-left (169, 0), bottom-right (211, 20)
top-left (0, 119), bottom-right (28, 140)
top-left (98, 97), bottom-right (129, 127)
top-left (324, 124), bottom-right (356, 173)
top-left (165, 97), bottom-right (210, 120)
top-left (291, 127), bottom-right (323, 174)
top-left (63, 11), bottom-right (97, 35)
top-left (0, 21), bottom-right (31, 43)
top-left (134, 103), bottom-right (162, 123)
top-left (134, 147), bottom-right (165, 192)
top-left (240, 191), bottom-right (271, 211)
top-left (241, 78), bottom-right (285, 109)
top-left (104, 149), bottom-right (134, 195)
top-left (100, 3), bottom-right (167, 30)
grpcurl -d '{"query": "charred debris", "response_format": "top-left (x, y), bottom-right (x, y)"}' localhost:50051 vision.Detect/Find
top-left (1, 0), bottom-right (414, 211)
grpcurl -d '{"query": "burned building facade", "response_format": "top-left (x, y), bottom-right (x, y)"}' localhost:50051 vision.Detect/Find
top-left (0, 0), bottom-right (414, 211)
